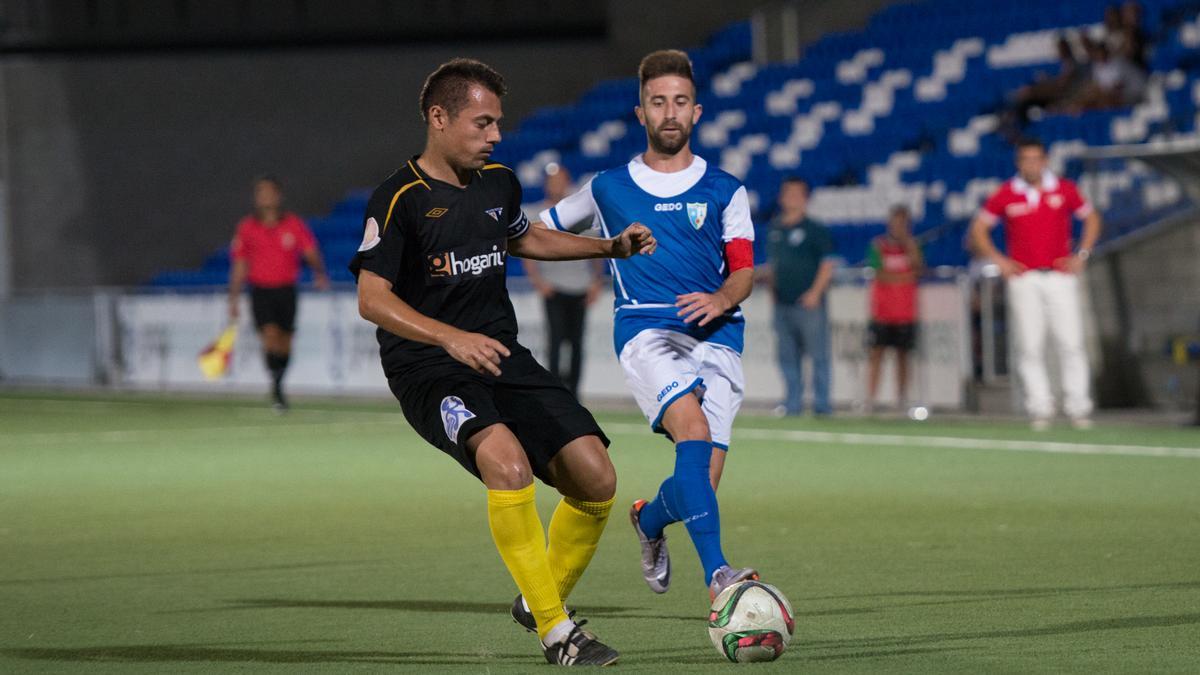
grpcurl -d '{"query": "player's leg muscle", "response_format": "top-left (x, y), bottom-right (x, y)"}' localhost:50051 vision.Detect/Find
top-left (546, 435), bottom-right (616, 502)
top-left (660, 391), bottom-right (711, 443)
top-left (468, 423), bottom-right (534, 490)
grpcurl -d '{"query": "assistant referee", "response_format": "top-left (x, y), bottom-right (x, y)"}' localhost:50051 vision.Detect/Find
top-left (227, 175), bottom-right (329, 410)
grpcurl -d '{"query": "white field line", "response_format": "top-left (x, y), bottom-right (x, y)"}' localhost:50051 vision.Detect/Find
top-left (3, 397), bottom-right (1197, 458)
top-left (601, 423), bottom-right (1200, 459)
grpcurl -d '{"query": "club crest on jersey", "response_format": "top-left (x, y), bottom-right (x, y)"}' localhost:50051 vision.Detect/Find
top-left (358, 217), bottom-right (381, 251)
top-left (686, 202), bottom-right (707, 230)
top-left (485, 207), bottom-right (504, 222)
top-left (441, 396), bottom-right (476, 444)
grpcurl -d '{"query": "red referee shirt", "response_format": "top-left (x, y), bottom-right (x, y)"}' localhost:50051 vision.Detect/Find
top-left (980, 172), bottom-right (1092, 270)
top-left (230, 212), bottom-right (317, 288)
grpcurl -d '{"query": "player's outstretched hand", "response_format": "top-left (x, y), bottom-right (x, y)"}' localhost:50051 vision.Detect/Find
top-left (676, 291), bottom-right (732, 327)
top-left (611, 223), bottom-right (657, 258)
top-left (441, 329), bottom-right (511, 376)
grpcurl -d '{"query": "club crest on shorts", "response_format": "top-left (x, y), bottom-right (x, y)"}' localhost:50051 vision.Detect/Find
top-left (440, 396), bottom-right (476, 444)
top-left (686, 202), bottom-right (707, 230)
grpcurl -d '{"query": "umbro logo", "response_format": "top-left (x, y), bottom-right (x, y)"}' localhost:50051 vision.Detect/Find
top-left (426, 207), bottom-right (449, 218)
top-left (485, 207), bottom-right (503, 221)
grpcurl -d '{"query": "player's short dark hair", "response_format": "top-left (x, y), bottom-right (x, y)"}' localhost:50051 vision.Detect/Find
top-left (1016, 137), bottom-right (1046, 152)
top-left (419, 58), bottom-right (507, 122)
top-left (781, 176), bottom-right (810, 193)
top-left (890, 203), bottom-right (911, 218)
top-left (254, 174), bottom-right (282, 190)
top-left (638, 50), bottom-right (694, 89)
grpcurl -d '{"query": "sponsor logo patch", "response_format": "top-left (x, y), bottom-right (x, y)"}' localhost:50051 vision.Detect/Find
top-left (426, 239), bottom-right (507, 283)
top-left (654, 202), bottom-right (683, 212)
top-left (441, 396), bottom-right (476, 444)
top-left (426, 207), bottom-right (449, 218)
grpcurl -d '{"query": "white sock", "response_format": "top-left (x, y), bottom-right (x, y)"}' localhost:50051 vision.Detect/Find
top-left (542, 618), bottom-right (576, 647)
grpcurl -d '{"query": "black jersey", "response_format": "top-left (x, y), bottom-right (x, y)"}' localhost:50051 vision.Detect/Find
top-left (350, 157), bottom-right (531, 377)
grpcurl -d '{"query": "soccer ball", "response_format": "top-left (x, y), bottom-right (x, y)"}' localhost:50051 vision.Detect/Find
top-left (707, 580), bottom-right (795, 663)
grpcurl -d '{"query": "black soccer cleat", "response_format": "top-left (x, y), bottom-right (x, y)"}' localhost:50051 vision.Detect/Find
top-left (271, 384), bottom-right (289, 414)
top-left (542, 622), bottom-right (619, 667)
top-left (511, 594), bottom-right (574, 634)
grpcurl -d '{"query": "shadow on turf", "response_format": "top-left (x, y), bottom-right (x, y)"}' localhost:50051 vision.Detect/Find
top-left (799, 580), bottom-right (1200, 615)
top-left (803, 579), bottom-right (1200, 603)
top-left (1, 644), bottom-right (530, 666)
top-left (802, 612), bottom-right (1200, 651)
top-left (178, 598), bottom-right (697, 622)
top-left (0, 559), bottom-right (390, 586)
top-left (14, 614), bottom-right (1196, 667)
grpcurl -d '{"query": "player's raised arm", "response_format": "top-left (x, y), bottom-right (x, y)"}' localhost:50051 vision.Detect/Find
top-left (509, 221), bottom-right (656, 260)
top-left (357, 269), bottom-right (510, 376)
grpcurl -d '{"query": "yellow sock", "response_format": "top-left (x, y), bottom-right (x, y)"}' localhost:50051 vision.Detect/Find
top-left (546, 496), bottom-right (614, 602)
top-left (487, 484), bottom-right (569, 640)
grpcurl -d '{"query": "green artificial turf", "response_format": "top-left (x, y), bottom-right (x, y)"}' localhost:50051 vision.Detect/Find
top-left (1, 392), bottom-right (1199, 673)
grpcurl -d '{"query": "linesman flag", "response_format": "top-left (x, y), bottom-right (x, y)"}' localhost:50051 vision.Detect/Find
top-left (198, 324), bottom-right (238, 380)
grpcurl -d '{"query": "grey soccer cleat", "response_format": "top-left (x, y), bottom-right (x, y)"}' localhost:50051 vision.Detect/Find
top-left (708, 564), bottom-right (760, 601)
top-left (629, 500), bottom-right (671, 593)
top-left (543, 622), bottom-right (620, 667)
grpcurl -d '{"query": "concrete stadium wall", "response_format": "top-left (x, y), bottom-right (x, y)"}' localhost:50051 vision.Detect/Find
top-left (1087, 216), bottom-right (1200, 409)
top-left (3, 41), bottom-right (615, 289)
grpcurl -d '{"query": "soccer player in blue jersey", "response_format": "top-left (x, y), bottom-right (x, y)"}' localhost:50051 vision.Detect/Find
top-left (539, 49), bottom-right (759, 600)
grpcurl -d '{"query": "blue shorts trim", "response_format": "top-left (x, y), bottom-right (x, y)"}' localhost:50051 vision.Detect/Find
top-left (649, 376), bottom-right (704, 435)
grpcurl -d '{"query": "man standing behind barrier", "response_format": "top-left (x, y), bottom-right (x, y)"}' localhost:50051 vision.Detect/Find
top-left (523, 165), bottom-right (606, 398)
top-left (865, 205), bottom-right (924, 412)
top-left (764, 177), bottom-right (836, 417)
top-left (969, 138), bottom-right (1101, 430)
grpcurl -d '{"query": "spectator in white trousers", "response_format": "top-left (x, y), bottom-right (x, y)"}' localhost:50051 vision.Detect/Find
top-left (969, 138), bottom-right (1101, 430)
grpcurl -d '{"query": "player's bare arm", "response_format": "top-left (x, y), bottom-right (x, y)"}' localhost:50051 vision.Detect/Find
top-left (227, 258), bottom-right (247, 319)
top-left (511, 221), bottom-right (657, 260)
top-left (676, 268), bottom-right (753, 327)
top-left (801, 259), bottom-right (835, 309)
top-left (357, 269), bottom-right (510, 376)
top-left (1063, 210), bottom-right (1102, 273)
top-left (302, 246), bottom-right (331, 290)
top-left (970, 212), bottom-right (1026, 278)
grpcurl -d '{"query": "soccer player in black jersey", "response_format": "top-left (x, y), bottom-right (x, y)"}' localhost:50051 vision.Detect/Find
top-left (350, 58), bottom-right (655, 667)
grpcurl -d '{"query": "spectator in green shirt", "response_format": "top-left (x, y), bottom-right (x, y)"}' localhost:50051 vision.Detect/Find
top-left (760, 177), bottom-right (836, 416)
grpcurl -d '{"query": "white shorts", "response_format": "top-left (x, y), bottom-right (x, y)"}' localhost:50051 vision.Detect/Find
top-left (618, 328), bottom-right (745, 449)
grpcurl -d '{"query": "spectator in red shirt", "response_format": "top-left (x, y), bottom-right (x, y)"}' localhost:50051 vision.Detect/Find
top-left (227, 176), bottom-right (329, 410)
top-left (969, 139), bottom-right (1101, 430)
top-left (864, 205), bottom-right (924, 412)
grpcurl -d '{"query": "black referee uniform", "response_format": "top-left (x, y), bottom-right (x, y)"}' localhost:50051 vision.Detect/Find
top-left (349, 158), bottom-right (609, 483)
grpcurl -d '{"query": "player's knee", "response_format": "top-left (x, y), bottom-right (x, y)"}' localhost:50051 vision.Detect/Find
top-left (481, 458), bottom-right (533, 490)
top-left (584, 458), bottom-right (617, 502)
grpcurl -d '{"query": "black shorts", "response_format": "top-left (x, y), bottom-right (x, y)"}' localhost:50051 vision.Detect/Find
top-left (250, 285), bottom-right (297, 333)
top-left (868, 321), bottom-right (917, 351)
top-left (389, 347), bottom-right (609, 486)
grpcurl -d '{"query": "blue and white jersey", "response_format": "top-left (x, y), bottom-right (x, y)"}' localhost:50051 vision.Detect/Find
top-left (540, 154), bottom-right (754, 354)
